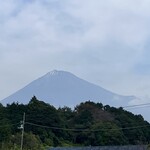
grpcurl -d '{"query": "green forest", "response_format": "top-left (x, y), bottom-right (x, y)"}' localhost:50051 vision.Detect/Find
top-left (0, 96), bottom-right (150, 150)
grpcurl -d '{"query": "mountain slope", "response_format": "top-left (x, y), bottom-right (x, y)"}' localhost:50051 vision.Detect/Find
top-left (1, 70), bottom-right (137, 107)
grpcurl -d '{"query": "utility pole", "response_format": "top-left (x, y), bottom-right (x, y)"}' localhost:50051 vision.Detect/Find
top-left (20, 112), bottom-right (25, 150)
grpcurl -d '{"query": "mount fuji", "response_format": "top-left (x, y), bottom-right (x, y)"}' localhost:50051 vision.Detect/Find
top-left (1, 70), bottom-right (137, 107)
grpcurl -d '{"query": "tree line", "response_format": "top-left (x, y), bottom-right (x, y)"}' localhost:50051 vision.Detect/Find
top-left (0, 96), bottom-right (150, 150)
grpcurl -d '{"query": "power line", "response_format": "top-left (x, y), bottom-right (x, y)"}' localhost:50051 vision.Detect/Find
top-left (25, 122), bottom-right (88, 132)
top-left (123, 103), bottom-right (150, 109)
top-left (0, 122), bottom-right (20, 128)
top-left (25, 121), bottom-right (150, 132)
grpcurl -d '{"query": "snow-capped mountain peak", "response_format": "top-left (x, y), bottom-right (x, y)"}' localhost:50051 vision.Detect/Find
top-left (44, 70), bottom-right (76, 78)
top-left (46, 70), bottom-right (61, 76)
top-left (1, 70), bottom-right (137, 108)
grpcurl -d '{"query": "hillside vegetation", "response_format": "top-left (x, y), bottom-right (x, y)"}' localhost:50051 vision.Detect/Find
top-left (0, 96), bottom-right (150, 150)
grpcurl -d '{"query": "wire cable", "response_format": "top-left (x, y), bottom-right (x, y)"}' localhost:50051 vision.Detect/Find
top-left (25, 122), bottom-right (89, 131)
top-left (0, 122), bottom-right (20, 128)
top-left (123, 103), bottom-right (150, 109)
top-left (25, 121), bottom-right (150, 132)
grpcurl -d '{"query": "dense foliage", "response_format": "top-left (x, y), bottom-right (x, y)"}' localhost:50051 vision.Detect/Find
top-left (0, 96), bottom-right (150, 149)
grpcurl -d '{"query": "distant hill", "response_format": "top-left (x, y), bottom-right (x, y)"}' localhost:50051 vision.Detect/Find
top-left (1, 70), bottom-right (137, 107)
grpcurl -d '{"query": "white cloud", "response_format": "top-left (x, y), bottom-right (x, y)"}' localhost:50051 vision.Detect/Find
top-left (1, 0), bottom-right (150, 110)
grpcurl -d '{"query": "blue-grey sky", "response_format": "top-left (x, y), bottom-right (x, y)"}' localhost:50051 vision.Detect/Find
top-left (1, 0), bottom-right (150, 105)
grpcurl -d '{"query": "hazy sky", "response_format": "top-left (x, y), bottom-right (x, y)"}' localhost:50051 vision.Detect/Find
top-left (1, 0), bottom-right (150, 106)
